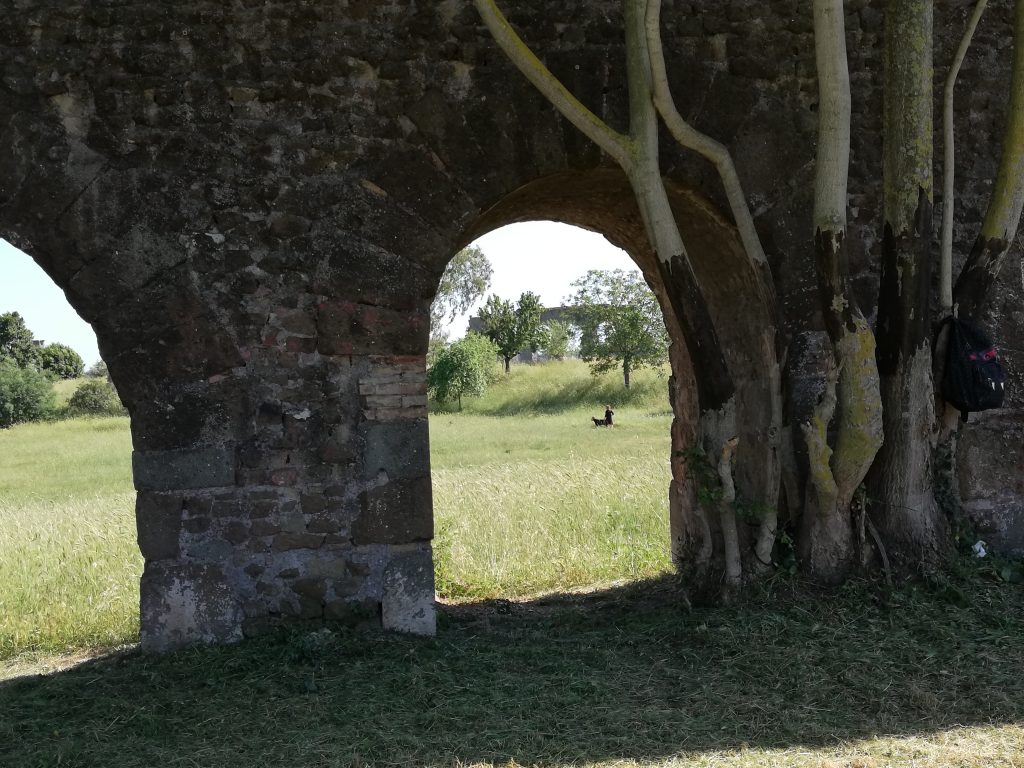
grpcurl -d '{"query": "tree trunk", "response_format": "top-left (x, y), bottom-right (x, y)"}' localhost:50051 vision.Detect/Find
top-left (503, 356), bottom-right (511, 374)
top-left (800, 0), bottom-right (884, 582)
top-left (870, 0), bottom-right (946, 569)
top-left (623, 358), bottom-right (631, 389)
top-left (954, 0), bottom-right (1024, 321)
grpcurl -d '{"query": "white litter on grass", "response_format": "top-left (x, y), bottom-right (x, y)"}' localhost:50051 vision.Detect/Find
top-left (972, 540), bottom-right (988, 558)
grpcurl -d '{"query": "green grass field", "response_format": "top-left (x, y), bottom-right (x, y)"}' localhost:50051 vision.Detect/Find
top-left (0, 362), bottom-right (674, 660)
top-left (2, 361), bottom-right (1024, 767)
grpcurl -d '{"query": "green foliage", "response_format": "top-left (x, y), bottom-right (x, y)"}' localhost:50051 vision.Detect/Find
top-left (67, 378), bottom-right (125, 416)
top-left (37, 343), bottom-right (84, 380)
top-left (431, 245), bottom-right (493, 329)
top-left (537, 319), bottom-right (574, 360)
top-left (477, 291), bottom-right (544, 371)
top-left (0, 311), bottom-right (40, 369)
top-left (427, 332), bottom-right (499, 409)
top-left (566, 269), bottom-right (668, 388)
top-left (0, 360), bottom-right (56, 427)
top-left (85, 360), bottom-right (109, 379)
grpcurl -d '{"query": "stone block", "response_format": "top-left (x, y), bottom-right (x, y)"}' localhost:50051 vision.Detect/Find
top-left (382, 546), bottom-right (436, 636)
top-left (291, 578), bottom-right (326, 600)
top-left (272, 532), bottom-right (326, 550)
top-left (133, 446), bottom-right (235, 491)
top-left (317, 301), bottom-right (428, 356)
top-left (136, 492), bottom-right (183, 561)
top-left (361, 420), bottom-right (430, 480)
top-left (140, 562), bottom-right (243, 652)
top-left (352, 476), bottom-right (433, 545)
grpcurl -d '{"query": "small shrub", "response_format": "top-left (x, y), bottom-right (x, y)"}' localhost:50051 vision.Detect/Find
top-left (0, 360), bottom-right (56, 427)
top-left (67, 378), bottom-right (125, 416)
top-left (427, 332), bottom-right (499, 409)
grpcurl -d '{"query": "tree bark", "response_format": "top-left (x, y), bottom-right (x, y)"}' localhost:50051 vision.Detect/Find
top-left (870, 0), bottom-right (946, 569)
top-left (623, 358), bottom-right (631, 390)
top-left (800, 0), bottom-right (884, 582)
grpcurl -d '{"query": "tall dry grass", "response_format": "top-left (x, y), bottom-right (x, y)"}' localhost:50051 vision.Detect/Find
top-left (1, 364), bottom-right (674, 660)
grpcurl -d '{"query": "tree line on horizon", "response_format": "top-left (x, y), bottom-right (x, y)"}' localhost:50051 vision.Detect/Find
top-left (0, 311), bottom-right (121, 427)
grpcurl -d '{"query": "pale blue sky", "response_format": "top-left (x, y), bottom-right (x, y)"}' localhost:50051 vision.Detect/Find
top-left (0, 222), bottom-right (637, 365)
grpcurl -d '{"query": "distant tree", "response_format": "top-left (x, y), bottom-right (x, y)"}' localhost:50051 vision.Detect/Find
top-left (85, 360), bottom-right (109, 379)
top-left (38, 343), bottom-right (84, 380)
top-left (0, 360), bottom-right (55, 427)
top-left (427, 332), bottom-right (499, 410)
top-left (431, 246), bottom-right (493, 339)
top-left (0, 311), bottom-right (40, 369)
top-left (537, 320), bottom-right (573, 361)
top-left (478, 291), bottom-right (544, 373)
top-left (67, 378), bottom-right (125, 416)
top-left (567, 269), bottom-right (668, 389)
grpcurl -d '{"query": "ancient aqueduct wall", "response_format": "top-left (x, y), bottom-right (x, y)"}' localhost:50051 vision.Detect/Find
top-left (1, 0), bottom-right (1021, 649)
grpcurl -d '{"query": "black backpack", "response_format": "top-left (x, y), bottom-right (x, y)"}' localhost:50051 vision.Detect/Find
top-left (941, 317), bottom-right (1006, 422)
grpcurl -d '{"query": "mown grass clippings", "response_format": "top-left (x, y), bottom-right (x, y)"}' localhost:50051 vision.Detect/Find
top-left (2, 572), bottom-right (1023, 767)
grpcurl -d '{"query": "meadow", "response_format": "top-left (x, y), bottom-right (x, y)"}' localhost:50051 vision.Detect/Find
top-left (2, 362), bottom-right (1024, 767)
top-left (0, 362), bottom-right (675, 661)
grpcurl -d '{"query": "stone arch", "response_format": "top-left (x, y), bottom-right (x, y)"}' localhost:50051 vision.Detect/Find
top-left (4, 0), bottom-right (1016, 651)
top-left (454, 167), bottom-right (779, 579)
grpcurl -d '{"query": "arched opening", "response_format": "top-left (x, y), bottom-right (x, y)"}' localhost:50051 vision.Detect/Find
top-left (427, 168), bottom-right (780, 604)
top-left (428, 220), bottom-right (676, 600)
top-left (0, 238), bottom-right (138, 666)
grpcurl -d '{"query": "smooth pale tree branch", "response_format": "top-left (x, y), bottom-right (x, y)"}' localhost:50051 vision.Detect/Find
top-left (473, 0), bottom-right (633, 168)
top-left (717, 436), bottom-right (742, 590)
top-left (981, 0), bottom-right (1024, 241)
top-left (644, 0), bottom-right (769, 271)
top-left (954, 0), bottom-right (1024, 318)
top-left (941, 0), bottom-right (988, 314)
top-left (812, 0), bottom-right (851, 234)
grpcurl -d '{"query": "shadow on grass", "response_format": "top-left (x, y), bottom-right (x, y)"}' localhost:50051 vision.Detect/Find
top-left (2, 572), bottom-right (1024, 767)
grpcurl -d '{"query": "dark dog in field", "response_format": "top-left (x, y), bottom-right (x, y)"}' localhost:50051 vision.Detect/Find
top-left (592, 405), bottom-right (615, 427)
top-left (592, 416), bottom-right (609, 427)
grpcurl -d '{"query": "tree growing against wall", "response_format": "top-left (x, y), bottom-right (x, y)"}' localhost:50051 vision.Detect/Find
top-left (473, 0), bottom-right (785, 593)
top-left (567, 269), bottom-right (667, 389)
top-left (427, 332), bottom-right (499, 410)
top-left (477, 291), bottom-right (544, 373)
top-left (473, 0), bottom-right (1024, 596)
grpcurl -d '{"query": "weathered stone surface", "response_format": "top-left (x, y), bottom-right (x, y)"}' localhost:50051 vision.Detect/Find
top-left (360, 420), bottom-right (430, 480)
top-left (1, 0), bottom-right (1021, 651)
top-left (960, 410), bottom-right (1024, 555)
top-left (133, 447), bottom-right (235, 491)
top-left (135, 492), bottom-right (183, 562)
top-left (382, 546), bottom-right (436, 636)
top-left (353, 476), bottom-right (434, 545)
top-left (140, 563), bottom-right (243, 652)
